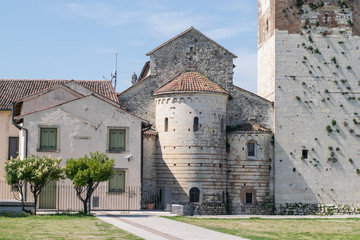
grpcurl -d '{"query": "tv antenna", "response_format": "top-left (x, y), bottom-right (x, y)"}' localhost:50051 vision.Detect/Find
top-left (110, 53), bottom-right (118, 90)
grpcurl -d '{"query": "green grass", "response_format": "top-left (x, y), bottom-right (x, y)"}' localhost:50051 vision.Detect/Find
top-left (0, 213), bottom-right (143, 240)
top-left (165, 216), bottom-right (360, 240)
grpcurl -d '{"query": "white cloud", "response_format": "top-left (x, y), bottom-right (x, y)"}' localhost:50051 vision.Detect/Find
top-left (233, 48), bottom-right (258, 93)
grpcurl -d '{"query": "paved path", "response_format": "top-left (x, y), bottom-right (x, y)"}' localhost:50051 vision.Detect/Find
top-left (95, 211), bottom-right (246, 240)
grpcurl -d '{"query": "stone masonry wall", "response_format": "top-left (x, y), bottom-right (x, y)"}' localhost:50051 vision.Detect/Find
top-left (118, 28), bottom-right (273, 129)
top-left (227, 132), bottom-right (274, 214)
top-left (258, 0), bottom-right (360, 206)
top-left (142, 135), bottom-right (157, 200)
top-left (154, 93), bottom-right (228, 203)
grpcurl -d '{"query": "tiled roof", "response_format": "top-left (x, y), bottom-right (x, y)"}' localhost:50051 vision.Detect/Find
top-left (227, 122), bottom-right (271, 133)
top-left (0, 79), bottom-right (118, 110)
top-left (143, 128), bottom-right (157, 137)
top-left (154, 72), bottom-right (229, 95)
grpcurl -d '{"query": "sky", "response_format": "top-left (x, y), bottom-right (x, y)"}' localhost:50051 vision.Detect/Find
top-left (0, 1), bottom-right (258, 94)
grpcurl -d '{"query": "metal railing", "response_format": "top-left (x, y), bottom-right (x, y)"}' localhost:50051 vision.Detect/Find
top-left (0, 181), bottom-right (141, 211)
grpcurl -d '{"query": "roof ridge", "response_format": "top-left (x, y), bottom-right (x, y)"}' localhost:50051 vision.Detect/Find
top-left (0, 79), bottom-right (109, 82)
top-left (0, 79), bottom-right (118, 110)
top-left (146, 27), bottom-right (237, 58)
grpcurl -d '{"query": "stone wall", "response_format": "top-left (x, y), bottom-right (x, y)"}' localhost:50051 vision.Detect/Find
top-left (232, 201), bottom-right (275, 215)
top-left (154, 93), bottom-right (228, 203)
top-left (181, 202), bottom-right (227, 216)
top-left (227, 87), bottom-right (274, 129)
top-left (119, 28), bottom-right (273, 129)
top-left (0, 202), bottom-right (34, 213)
top-left (275, 203), bottom-right (360, 215)
top-left (142, 134), bottom-right (157, 201)
top-left (226, 131), bottom-right (274, 213)
top-left (258, 0), bottom-right (360, 206)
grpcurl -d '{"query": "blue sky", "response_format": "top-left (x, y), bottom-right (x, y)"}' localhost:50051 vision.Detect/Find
top-left (0, 1), bottom-right (258, 93)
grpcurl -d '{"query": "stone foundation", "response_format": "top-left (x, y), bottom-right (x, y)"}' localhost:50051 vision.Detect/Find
top-left (232, 202), bottom-right (275, 215)
top-left (275, 203), bottom-right (360, 215)
top-left (0, 201), bottom-right (34, 213)
top-left (180, 202), bottom-right (227, 216)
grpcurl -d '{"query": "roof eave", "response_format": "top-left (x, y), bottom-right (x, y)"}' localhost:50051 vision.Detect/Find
top-left (154, 90), bottom-right (229, 96)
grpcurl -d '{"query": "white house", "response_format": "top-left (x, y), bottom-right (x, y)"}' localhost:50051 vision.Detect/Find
top-left (12, 81), bottom-right (149, 210)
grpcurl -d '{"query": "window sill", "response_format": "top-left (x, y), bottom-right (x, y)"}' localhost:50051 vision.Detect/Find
top-left (106, 150), bottom-right (126, 154)
top-left (37, 149), bottom-right (60, 153)
top-left (108, 191), bottom-right (125, 194)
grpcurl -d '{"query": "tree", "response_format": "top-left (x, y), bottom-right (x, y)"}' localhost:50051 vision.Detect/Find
top-left (4, 155), bottom-right (63, 215)
top-left (22, 155), bottom-right (63, 215)
top-left (65, 152), bottom-right (114, 214)
top-left (4, 157), bottom-right (29, 213)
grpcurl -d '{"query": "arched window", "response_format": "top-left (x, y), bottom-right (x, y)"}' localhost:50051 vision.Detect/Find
top-left (247, 141), bottom-right (256, 157)
top-left (189, 187), bottom-right (200, 202)
top-left (164, 118), bottom-right (168, 132)
top-left (193, 117), bottom-right (199, 132)
top-left (221, 119), bottom-right (224, 132)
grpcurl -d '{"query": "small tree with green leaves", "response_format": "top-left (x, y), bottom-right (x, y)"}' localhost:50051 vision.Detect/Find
top-left (4, 157), bottom-right (29, 213)
top-left (5, 155), bottom-right (63, 215)
top-left (23, 155), bottom-right (63, 215)
top-left (65, 152), bottom-right (114, 214)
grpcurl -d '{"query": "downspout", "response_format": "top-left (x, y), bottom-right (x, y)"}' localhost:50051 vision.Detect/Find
top-left (12, 102), bottom-right (28, 200)
top-left (141, 123), bottom-right (152, 209)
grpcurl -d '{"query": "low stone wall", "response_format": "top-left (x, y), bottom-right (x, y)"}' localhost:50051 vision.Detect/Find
top-left (171, 202), bottom-right (360, 216)
top-left (178, 202), bottom-right (227, 216)
top-left (0, 201), bottom-right (34, 213)
top-left (232, 202), bottom-right (275, 215)
top-left (275, 203), bottom-right (360, 215)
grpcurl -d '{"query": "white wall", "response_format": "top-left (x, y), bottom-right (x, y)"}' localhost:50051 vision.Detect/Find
top-left (273, 30), bottom-right (360, 205)
top-left (20, 95), bottom-right (143, 189)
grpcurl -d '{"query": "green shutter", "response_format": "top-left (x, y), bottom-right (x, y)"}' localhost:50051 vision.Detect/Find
top-left (109, 171), bottom-right (125, 192)
top-left (110, 129), bottom-right (125, 151)
top-left (40, 128), bottom-right (57, 150)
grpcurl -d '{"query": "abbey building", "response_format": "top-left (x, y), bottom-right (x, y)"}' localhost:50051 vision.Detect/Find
top-left (1, 0), bottom-right (359, 215)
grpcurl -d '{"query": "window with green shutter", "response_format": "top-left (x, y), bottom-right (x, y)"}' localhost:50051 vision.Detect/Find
top-left (109, 170), bottom-right (125, 192)
top-left (40, 128), bottom-right (57, 150)
top-left (109, 129), bottom-right (126, 152)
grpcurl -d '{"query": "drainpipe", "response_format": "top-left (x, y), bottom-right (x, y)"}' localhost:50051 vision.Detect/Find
top-left (141, 123), bottom-right (152, 209)
top-left (11, 102), bottom-right (28, 200)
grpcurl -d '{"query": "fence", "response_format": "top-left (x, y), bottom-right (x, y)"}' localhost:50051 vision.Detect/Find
top-left (0, 181), bottom-right (141, 211)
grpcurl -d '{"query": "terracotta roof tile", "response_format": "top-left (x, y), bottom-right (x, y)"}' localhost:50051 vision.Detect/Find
top-left (143, 128), bottom-right (157, 137)
top-left (227, 122), bottom-right (271, 133)
top-left (154, 72), bottom-right (229, 95)
top-left (0, 79), bottom-right (118, 110)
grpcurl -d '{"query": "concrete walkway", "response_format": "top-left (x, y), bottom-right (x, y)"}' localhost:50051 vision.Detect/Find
top-left (94, 211), bottom-right (246, 240)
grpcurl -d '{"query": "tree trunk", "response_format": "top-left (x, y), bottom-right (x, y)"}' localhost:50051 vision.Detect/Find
top-left (83, 200), bottom-right (88, 214)
top-left (33, 191), bottom-right (37, 215)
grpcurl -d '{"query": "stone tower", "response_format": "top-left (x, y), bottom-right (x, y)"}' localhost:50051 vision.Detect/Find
top-left (258, 0), bottom-right (360, 208)
top-left (154, 71), bottom-right (229, 203)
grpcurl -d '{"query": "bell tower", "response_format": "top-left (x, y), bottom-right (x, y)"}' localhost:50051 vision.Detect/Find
top-left (258, 0), bottom-right (360, 209)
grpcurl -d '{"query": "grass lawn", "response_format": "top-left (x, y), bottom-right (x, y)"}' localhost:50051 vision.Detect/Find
top-left (166, 216), bottom-right (360, 240)
top-left (0, 213), bottom-right (143, 240)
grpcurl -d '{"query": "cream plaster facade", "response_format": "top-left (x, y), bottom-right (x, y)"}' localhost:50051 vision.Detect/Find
top-left (0, 111), bottom-right (19, 181)
top-left (12, 84), bottom-right (146, 210)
